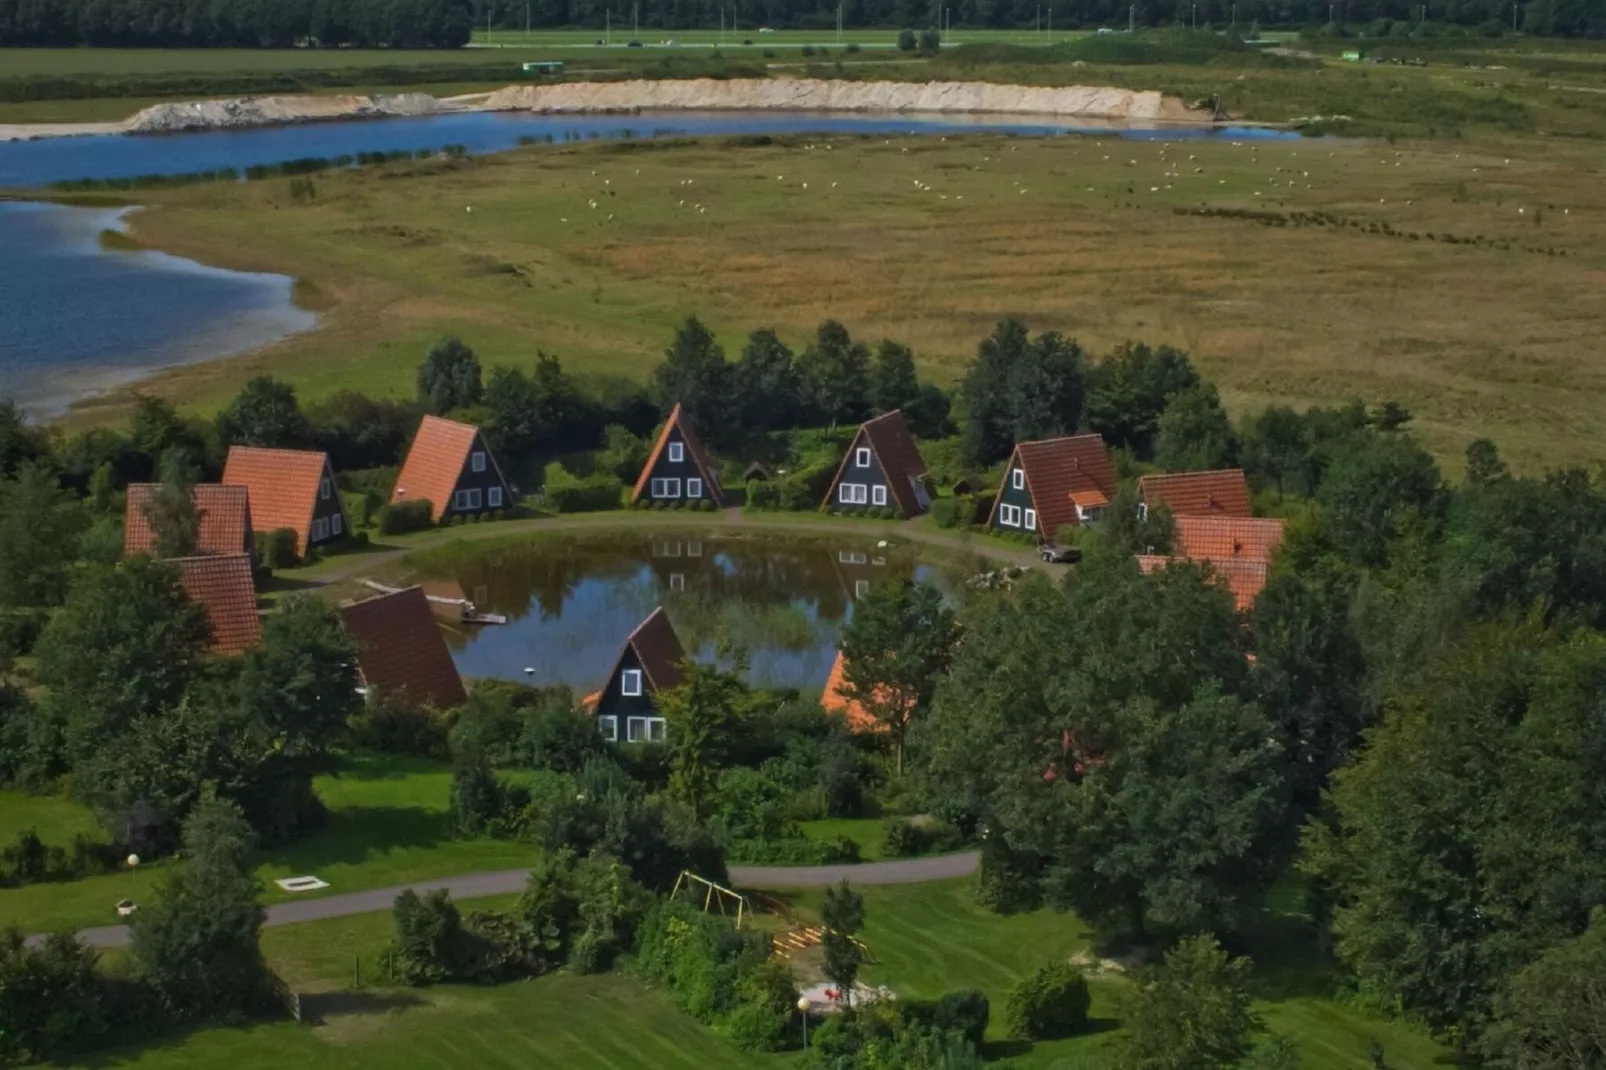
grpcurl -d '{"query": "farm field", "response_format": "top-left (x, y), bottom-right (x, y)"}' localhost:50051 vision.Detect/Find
top-left (68, 878), bottom-right (1447, 1069)
top-left (0, 752), bottom-right (536, 935)
top-left (83, 122), bottom-right (1606, 474)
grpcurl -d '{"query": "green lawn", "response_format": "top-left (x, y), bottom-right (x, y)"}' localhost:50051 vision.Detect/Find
top-left (799, 817), bottom-right (891, 861)
top-left (0, 787), bottom-right (106, 848)
top-left (0, 753), bottom-right (535, 935)
top-left (74, 875), bottom-right (1451, 1069)
top-left (782, 880), bottom-right (1449, 1070)
top-left (85, 901), bottom-right (787, 1070)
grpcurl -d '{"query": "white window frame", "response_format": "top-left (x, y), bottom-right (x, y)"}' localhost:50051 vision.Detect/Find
top-left (687, 541), bottom-right (703, 557)
top-left (669, 572), bottom-right (685, 592)
top-left (871, 485), bottom-right (887, 507)
top-left (855, 447), bottom-right (871, 468)
top-left (1137, 501), bottom-right (1149, 521)
top-left (471, 451), bottom-right (486, 473)
top-left (855, 579), bottom-right (871, 599)
top-left (1024, 508), bottom-right (1037, 532)
top-left (627, 716), bottom-right (667, 743)
top-left (687, 477), bottom-right (703, 499)
top-left (1012, 468), bottom-right (1025, 491)
top-left (331, 513), bottom-right (343, 536)
top-left (312, 517), bottom-right (329, 541)
top-left (838, 483), bottom-right (868, 506)
top-left (621, 668), bottom-right (644, 697)
top-left (668, 441), bottom-right (684, 463)
top-left (651, 477), bottom-right (681, 499)
top-left (999, 503), bottom-right (1021, 528)
top-left (488, 486), bottom-right (503, 508)
top-left (597, 715), bottom-right (619, 742)
top-left (320, 478), bottom-right (332, 501)
top-left (467, 488), bottom-right (483, 510)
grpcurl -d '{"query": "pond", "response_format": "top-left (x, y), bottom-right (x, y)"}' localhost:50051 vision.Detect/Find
top-left (408, 532), bottom-right (952, 696)
top-left (0, 109), bottom-right (1299, 189)
top-left (0, 201), bottom-right (316, 416)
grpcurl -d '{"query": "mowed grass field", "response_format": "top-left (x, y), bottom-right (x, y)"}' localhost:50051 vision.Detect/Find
top-left (96, 125), bottom-right (1606, 473)
top-left (0, 753), bottom-right (536, 935)
top-left (67, 878), bottom-right (1446, 1069)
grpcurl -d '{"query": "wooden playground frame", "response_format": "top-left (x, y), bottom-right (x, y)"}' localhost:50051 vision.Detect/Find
top-left (670, 870), bottom-right (751, 929)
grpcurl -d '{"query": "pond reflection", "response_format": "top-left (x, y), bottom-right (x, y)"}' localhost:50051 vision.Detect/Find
top-left (410, 533), bottom-right (945, 695)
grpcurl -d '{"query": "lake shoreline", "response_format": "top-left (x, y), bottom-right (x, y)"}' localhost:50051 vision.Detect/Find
top-left (0, 78), bottom-right (1234, 144)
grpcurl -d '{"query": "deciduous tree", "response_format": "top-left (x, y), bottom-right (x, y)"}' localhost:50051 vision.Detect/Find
top-left (131, 796), bottom-right (269, 1021)
top-left (659, 661), bottom-right (749, 821)
top-left (1113, 936), bottom-right (1257, 1070)
top-left (1084, 342), bottom-right (1199, 459)
top-left (1155, 383), bottom-right (1239, 472)
top-left (0, 462), bottom-right (86, 608)
top-left (796, 320), bottom-right (871, 427)
top-left (652, 316), bottom-right (728, 423)
top-left (869, 339), bottom-right (920, 415)
top-left (416, 336), bottom-right (483, 414)
top-left (216, 375), bottom-right (309, 448)
top-left (838, 580), bottom-right (960, 776)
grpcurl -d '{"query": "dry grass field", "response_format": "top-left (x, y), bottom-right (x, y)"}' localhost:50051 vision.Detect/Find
top-left (94, 123), bottom-right (1606, 474)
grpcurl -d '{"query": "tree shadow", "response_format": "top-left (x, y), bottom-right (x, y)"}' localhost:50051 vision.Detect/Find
top-left (299, 988), bottom-right (424, 1025)
top-left (258, 806), bottom-right (453, 872)
top-left (980, 1018), bottom-right (1119, 1061)
top-left (73, 1017), bottom-right (290, 1067)
top-left (258, 575), bottom-right (322, 595)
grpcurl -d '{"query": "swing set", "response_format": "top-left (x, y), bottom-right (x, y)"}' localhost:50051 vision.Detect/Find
top-left (670, 870), bottom-right (752, 929)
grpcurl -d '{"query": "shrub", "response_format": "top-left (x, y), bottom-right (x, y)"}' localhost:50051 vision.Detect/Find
top-left (918, 26), bottom-right (941, 53)
top-left (801, 44), bottom-right (816, 56)
top-left (376, 499), bottom-right (434, 535)
top-left (845, 42), bottom-right (861, 53)
top-left (897, 27), bottom-right (916, 50)
top-left (393, 889), bottom-right (475, 985)
top-left (882, 820), bottom-right (930, 858)
top-left (0, 608), bottom-right (48, 659)
top-left (1004, 962), bottom-right (1091, 1040)
top-left (543, 462), bottom-right (622, 513)
top-left (699, 498), bottom-right (716, 512)
top-left (255, 527), bottom-right (300, 569)
top-left (932, 988), bottom-right (990, 1048)
top-left (351, 694), bottom-right (450, 759)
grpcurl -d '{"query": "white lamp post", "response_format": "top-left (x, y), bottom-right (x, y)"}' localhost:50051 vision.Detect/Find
top-left (126, 853), bottom-right (140, 895)
top-left (797, 995), bottom-right (812, 1048)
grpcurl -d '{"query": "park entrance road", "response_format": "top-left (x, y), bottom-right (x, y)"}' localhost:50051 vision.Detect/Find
top-left (51, 851), bottom-right (981, 950)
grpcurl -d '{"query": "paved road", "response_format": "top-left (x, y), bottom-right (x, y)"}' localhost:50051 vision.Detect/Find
top-left (48, 851), bottom-right (981, 950)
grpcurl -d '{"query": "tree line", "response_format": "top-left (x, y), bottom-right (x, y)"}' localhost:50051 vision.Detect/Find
top-left (0, 0), bottom-right (474, 48)
top-left (481, 0), bottom-right (1602, 39)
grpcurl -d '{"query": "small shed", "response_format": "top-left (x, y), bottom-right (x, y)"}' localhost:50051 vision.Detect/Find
top-left (952, 474), bottom-right (986, 496)
top-left (743, 461), bottom-right (772, 483)
top-left (522, 60), bottom-right (566, 75)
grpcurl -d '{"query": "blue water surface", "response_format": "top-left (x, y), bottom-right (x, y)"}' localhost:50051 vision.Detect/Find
top-left (0, 108), bottom-right (1296, 188)
top-left (0, 201), bottom-right (316, 414)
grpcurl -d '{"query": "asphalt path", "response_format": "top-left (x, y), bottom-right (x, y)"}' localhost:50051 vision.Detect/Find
top-left (43, 851), bottom-right (981, 950)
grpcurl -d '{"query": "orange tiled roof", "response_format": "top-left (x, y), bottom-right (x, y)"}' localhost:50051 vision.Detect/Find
top-left (1138, 469), bottom-right (1252, 519)
top-left (340, 586), bottom-right (467, 710)
top-left (820, 650), bottom-right (896, 734)
top-left (172, 554), bottom-right (261, 655)
top-left (991, 434), bottom-right (1116, 536)
top-left (824, 410), bottom-right (929, 516)
top-left (631, 403), bottom-right (726, 506)
top-left (222, 446), bottom-right (338, 556)
top-left (392, 415), bottom-right (487, 523)
top-left (124, 484), bottom-right (252, 558)
top-left (1173, 516), bottom-right (1285, 563)
top-left (1138, 552), bottom-right (1271, 611)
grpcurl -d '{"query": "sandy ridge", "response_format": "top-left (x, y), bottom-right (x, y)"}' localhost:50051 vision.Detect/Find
top-left (485, 77), bottom-right (1208, 120)
top-left (0, 78), bottom-right (1210, 142)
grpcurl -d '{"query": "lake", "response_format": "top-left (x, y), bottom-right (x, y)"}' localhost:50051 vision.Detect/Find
top-left (409, 532), bottom-right (951, 696)
top-left (0, 109), bottom-right (1298, 188)
top-left (0, 201), bottom-right (316, 415)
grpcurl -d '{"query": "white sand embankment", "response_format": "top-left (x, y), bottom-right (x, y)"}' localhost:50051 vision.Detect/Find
top-left (125, 92), bottom-right (445, 133)
top-left (483, 78), bottom-right (1210, 122)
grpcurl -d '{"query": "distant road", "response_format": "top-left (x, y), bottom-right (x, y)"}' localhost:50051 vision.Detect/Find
top-left (44, 851), bottom-right (981, 950)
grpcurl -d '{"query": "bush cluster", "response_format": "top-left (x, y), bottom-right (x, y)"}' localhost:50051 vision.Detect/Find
top-left (543, 462), bottom-right (623, 513)
top-left (375, 499), bottom-right (434, 535)
top-left (634, 900), bottom-right (797, 1052)
top-left (253, 527), bottom-right (301, 569)
top-left (1003, 961), bottom-right (1092, 1040)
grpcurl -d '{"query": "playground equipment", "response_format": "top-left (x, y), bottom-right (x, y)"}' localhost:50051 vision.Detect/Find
top-left (670, 870), bottom-right (752, 929)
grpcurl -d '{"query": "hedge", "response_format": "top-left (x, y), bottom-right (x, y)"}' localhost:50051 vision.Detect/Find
top-left (254, 528), bottom-right (300, 569)
top-left (543, 462), bottom-right (623, 514)
top-left (376, 500), bottom-right (434, 535)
